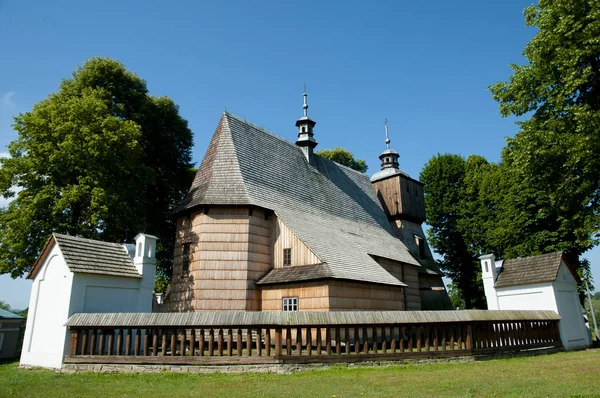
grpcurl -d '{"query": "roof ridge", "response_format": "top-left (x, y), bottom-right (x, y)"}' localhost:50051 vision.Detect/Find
top-left (224, 111), bottom-right (299, 148)
top-left (53, 232), bottom-right (127, 248)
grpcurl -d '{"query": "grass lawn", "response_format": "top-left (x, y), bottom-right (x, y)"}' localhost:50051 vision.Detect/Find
top-left (1, 350), bottom-right (599, 397)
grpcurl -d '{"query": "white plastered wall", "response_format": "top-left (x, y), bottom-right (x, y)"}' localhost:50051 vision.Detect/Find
top-left (20, 244), bottom-right (74, 369)
top-left (20, 234), bottom-right (157, 369)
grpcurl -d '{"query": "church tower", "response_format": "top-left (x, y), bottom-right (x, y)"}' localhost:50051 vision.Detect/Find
top-left (295, 86), bottom-right (318, 165)
top-left (370, 120), bottom-right (451, 310)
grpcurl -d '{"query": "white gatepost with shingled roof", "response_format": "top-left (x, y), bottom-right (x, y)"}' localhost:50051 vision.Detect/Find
top-left (20, 233), bottom-right (158, 369)
top-left (479, 252), bottom-right (592, 350)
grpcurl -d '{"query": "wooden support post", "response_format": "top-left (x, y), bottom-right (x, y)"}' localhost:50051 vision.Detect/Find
top-left (307, 328), bottom-right (312, 355)
top-left (335, 327), bottom-right (341, 354)
top-left (116, 330), bottom-right (123, 356)
top-left (145, 329), bottom-right (151, 356)
top-left (161, 331), bottom-right (167, 356)
top-left (69, 329), bottom-right (79, 356)
top-left (170, 329), bottom-right (176, 356)
top-left (286, 327), bottom-right (292, 356)
top-left (90, 329), bottom-right (96, 355)
top-left (424, 326), bottom-right (430, 351)
top-left (317, 328), bottom-right (322, 355)
top-left (325, 328), bottom-right (331, 355)
top-left (134, 329), bottom-right (141, 356)
top-left (399, 327), bottom-right (405, 353)
top-left (246, 329), bottom-right (252, 356)
top-left (372, 327), bottom-right (378, 353)
top-left (391, 327), bottom-right (397, 353)
top-left (256, 329), bottom-right (262, 357)
top-left (125, 329), bottom-right (132, 356)
top-left (345, 327), bottom-right (351, 355)
top-left (296, 327), bottom-right (302, 355)
top-left (433, 327), bottom-right (438, 351)
top-left (440, 326), bottom-right (446, 351)
top-left (363, 327), bottom-right (368, 353)
top-left (99, 330), bottom-right (105, 355)
top-left (275, 328), bottom-right (282, 357)
top-left (457, 327), bottom-right (462, 350)
top-left (81, 329), bottom-right (88, 356)
top-left (265, 328), bottom-right (271, 356)
top-left (354, 327), bottom-right (360, 354)
top-left (190, 329), bottom-right (197, 356)
top-left (209, 329), bottom-right (215, 356)
top-left (178, 330), bottom-right (184, 356)
top-left (227, 329), bottom-right (233, 356)
top-left (218, 329), bottom-right (224, 356)
top-left (465, 325), bottom-right (473, 350)
top-left (381, 327), bottom-right (387, 353)
top-left (408, 327), bottom-right (413, 352)
top-left (449, 327), bottom-right (455, 350)
top-left (416, 327), bottom-right (422, 352)
top-left (236, 329), bottom-right (242, 356)
top-left (108, 331), bottom-right (115, 356)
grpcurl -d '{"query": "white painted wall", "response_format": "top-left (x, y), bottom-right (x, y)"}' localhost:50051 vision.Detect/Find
top-left (20, 233), bottom-right (157, 369)
top-left (480, 255), bottom-right (591, 351)
top-left (20, 245), bottom-right (74, 369)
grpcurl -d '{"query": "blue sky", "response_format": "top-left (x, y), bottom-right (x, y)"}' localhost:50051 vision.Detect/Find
top-left (0, 0), bottom-right (598, 309)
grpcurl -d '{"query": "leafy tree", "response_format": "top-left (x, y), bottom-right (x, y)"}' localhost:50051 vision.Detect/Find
top-left (420, 153), bottom-right (486, 308)
top-left (0, 300), bottom-right (10, 311)
top-left (489, 0), bottom-right (600, 275)
top-left (316, 147), bottom-right (368, 172)
top-left (17, 307), bottom-right (28, 318)
top-left (0, 58), bottom-right (193, 287)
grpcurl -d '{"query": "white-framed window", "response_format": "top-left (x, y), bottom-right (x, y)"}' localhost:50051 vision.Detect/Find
top-left (282, 297), bottom-right (298, 312)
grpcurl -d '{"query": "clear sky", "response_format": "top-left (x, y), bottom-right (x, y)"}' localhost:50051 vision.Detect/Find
top-left (0, 0), bottom-right (598, 310)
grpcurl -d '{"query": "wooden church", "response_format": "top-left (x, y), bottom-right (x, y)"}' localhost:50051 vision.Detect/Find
top-left (165, 92), bottom-right (451, 312)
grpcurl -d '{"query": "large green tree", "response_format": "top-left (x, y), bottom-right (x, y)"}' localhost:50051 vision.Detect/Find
top-left (489, 0), bottom-right (600, 272)
top-left (317, 147), bottom-right (368, 173)
top-left (420, 153), bottom-right (488, 308)
top-left (0, 58), bottom-right (193, 284)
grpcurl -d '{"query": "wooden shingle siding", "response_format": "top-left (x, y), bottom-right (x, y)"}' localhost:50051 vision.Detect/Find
top-left (372, 174), bottom-right (425, 222)
top-left (374, 257), bottom-right (421, 310)
top-left (272, 218), bottom-right (320, 268)
top-left (167, 206), bottom-right (272, 312)
top-left (328, 281), bottom-right (404, 311)
top-left (261, 282), bottom-right (330, 311)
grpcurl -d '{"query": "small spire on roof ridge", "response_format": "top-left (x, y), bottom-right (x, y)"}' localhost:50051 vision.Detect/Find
top-left (384, 118), bottom-right (391, 149)
top-left (302, 82), bottom-right (309, 117)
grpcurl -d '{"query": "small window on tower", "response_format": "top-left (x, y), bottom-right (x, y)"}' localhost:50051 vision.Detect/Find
top-left (283, 248), bottom-right (292, 266)
top-left (415, 236), bottom-right (426, 259)
top-left (182, 243), bottom-right (191, 276)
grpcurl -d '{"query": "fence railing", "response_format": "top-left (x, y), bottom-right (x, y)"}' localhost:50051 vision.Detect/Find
top-left (64, 310), bottom-right (562, 365)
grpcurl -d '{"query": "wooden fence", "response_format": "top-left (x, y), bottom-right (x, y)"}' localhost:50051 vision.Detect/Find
top-left (64, 310), bottom-right (562, 365)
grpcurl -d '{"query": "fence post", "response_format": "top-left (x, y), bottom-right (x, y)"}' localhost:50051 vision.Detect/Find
top-left (69, 329), bottom-right (79, 356)
top-left (465, 324), bottom-right (473, 350)
top-left (275, 327), bottom-right (282, 357)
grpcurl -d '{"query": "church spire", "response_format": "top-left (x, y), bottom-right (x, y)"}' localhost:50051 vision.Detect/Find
top-left (379, 119), bottom-right (400, 170)
top-left (295, 84), bottom-right (318, 164)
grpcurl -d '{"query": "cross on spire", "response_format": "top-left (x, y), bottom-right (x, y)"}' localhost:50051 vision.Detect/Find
top-left (384, 118), bottom-right (391, 149)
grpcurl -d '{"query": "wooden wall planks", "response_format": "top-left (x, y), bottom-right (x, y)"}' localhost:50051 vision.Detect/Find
top-left (272, 218), bottom-right (321, 268)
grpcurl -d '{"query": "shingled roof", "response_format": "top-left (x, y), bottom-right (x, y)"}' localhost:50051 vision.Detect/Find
top-left (175, 112), bottom-right (421, 287)
top-left (494, 252), bottom-right (577, 289)
top-left (28, 233), bottom-right (141, 279)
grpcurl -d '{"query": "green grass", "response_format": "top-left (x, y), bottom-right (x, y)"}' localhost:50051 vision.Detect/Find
top-left (2, 350), bottom-right (599, 397)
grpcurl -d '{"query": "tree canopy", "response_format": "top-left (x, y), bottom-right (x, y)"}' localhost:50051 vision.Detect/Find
top-left (316, 147), bottom-right (368, 173)
top-left (489, 0), bottom-right (600, 270)
top-left (422, 0), bottom-right (600, 304)
top-left (0, 57), bottom-right (194, 285)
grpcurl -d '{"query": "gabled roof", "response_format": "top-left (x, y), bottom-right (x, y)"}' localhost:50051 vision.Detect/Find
top-left (494, 252), bottom-right (578, 289)
top-left (28, 233), bottom-right (141, 280)
top-left (0, 308), bottom-right (23, 320)
top-left (176, 112), bottom-right (420, 287)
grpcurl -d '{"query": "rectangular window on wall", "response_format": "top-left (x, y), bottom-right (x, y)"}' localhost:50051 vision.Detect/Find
top-left (283, 248), bottom-right (292, 266)
top-left (282, 297), bottom-right (298, 312)
top-left (182, 243), bottom-right (191, 276)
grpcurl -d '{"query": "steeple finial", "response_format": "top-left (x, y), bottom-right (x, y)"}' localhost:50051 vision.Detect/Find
top-left (295, 84), bottom-right (318, 165)
top-left (384, 118), bottom-right (391, 149)
top-left (303, 82), bottom-right (308, 117)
